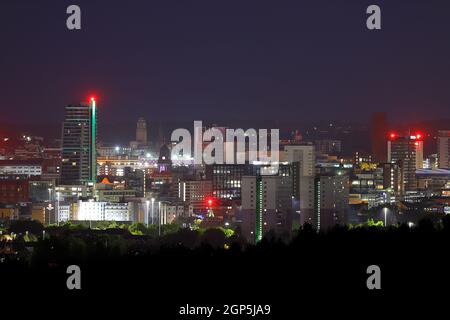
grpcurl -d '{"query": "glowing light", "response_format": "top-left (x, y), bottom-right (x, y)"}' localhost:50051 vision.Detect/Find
top-left (389, 133), bottom-right (396, 139)
top-left (415, 142), bottom-right (419, 146)
top-left (205, 196), bottom-right (217, 207)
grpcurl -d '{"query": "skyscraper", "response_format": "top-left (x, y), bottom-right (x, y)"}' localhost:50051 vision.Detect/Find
top-left (283, 144), bottom-right (315, 225)
top-left (60, 98), bottom-right (97, 185)
top-left (387, 132), bottom-right (423, 192)
top-left (371, 112), bottom-right (388, 163)
top-left (241, 174), bottom-right (293, 243)
top-left (437, 130), bottom-right (450, 169)
top-left (136, 117), bottom-right (148, 145)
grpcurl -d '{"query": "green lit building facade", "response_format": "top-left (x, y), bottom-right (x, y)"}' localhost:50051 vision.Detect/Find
top-left (60, 99), bottom-right (97, 185)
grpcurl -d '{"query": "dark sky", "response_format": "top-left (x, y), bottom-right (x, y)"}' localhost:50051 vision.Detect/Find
top-left (1, 0), bottom-right (450, 127)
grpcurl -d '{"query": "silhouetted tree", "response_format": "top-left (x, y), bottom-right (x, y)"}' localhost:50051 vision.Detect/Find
top-left (200, 228), bottom-right (226, 249)
top-left (417, 218), bottom-right (435, 232)
top-left (9, 220), bottom-right (44, 235)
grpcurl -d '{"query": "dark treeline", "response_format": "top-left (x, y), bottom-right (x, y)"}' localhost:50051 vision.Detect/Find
top-left (1, 217), bottom-right (450, 316)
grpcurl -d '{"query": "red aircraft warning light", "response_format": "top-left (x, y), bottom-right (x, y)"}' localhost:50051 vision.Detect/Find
top-left (205, 197), bottom-right (217, 208)
top-left (389, 132), bottom-right (396, 139)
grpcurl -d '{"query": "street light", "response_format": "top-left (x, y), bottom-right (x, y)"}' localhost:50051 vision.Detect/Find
top-left (151, 198), bottom-right (155, 225)
top-left (47, 188), bottom-right (53, 224)
top-left (158, 201), bottom-right (161, 237)
top-left (383, 207), bottom-right (388, 227)
top-left (145, 200), bottom-right (150, 227)
top-left (56, 192), bottom-right (60, 226)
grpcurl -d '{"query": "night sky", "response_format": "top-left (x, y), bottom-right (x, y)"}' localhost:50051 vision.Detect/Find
top-left (2, 0), bottom-right (450, 128)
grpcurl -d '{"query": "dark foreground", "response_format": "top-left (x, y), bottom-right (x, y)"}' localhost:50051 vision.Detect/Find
top-left (1, 221), bottom-right (449, 318)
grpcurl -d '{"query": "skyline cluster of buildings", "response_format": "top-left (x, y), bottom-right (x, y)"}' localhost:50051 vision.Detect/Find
top-left (0, 101), bottom-right (450, 242)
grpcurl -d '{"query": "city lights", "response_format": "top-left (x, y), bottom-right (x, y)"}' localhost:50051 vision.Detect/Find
top-left (1, 1), bottom-right (450, 301)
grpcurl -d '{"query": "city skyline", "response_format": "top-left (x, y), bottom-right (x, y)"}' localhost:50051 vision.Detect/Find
top-left (2, 1), bottom-right (450, 305)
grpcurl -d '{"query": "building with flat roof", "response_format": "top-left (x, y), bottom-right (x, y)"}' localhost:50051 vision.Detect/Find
top-left (388, 132), bottom-right (424, 192)
top-left (60, 98), bottom-right (97, 185)
top-left (437, 130), bottom-right (450, 169)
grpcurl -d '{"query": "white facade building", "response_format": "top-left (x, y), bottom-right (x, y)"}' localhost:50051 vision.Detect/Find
top-left (0, 160), bottom-right (42, 176)
top-left (76, 200), bottom-right (131, 221)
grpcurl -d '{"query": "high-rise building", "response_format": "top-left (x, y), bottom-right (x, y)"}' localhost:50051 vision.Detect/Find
top-left (241, 174), bottom-right (293, 243)
top-left (387, 132), bottom-right (423, 192)
top-left (136, 117), bottom-right (148, 145)
top-left (314, 169), bottom-right (349, 231)
top-left (371, 112), bottom-right (388, 163)
top-left (283, 144), bottom-right (315, 225)
top-left (437, 130), bottom-right (450, 169)
top-left (60, 98), bottom-right (97, 185)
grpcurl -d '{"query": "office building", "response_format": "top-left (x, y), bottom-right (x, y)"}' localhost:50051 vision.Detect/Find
top-left (387, 132), bottom-right (423, 191)
top-left (437, 130), bottom-right (450, 169)
top-left (416, 168), bottom-right (450, 195)
top-left (283, 144), bottom-right (315, 225)
top-left (0, 159), bottom-right (42, 176)
top-left (314, 169), bottom-right (349, 231)
top-left (178, 179), bottom-right (213, 213)
top-left (240, 174), bottom-right (293, 243)
top-left (29, 179), bottom-right (55, 203)
top-left (159, 201), bottom-right (187, 225)
top-left (207, 164), bottom-right (254, 200)
top-left (74, 200), bottom-right (131, 221)
top-left (60, 98), bottom-right (97, 185)
top-left (0, 176), bottom-right (29, 204)
top-left (97, 156), bottom-right (142, 176)
top-left (349, 163), bottom-right (385, 208)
